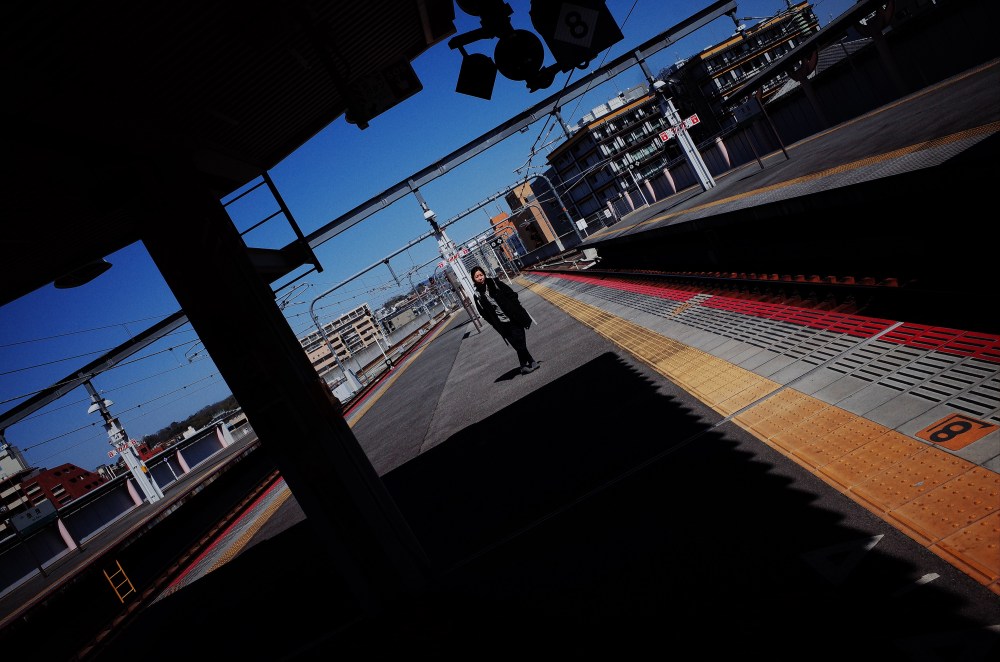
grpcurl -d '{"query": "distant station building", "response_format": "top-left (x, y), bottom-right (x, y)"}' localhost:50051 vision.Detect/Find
top-left (299, 303), bottom-right (386, 381)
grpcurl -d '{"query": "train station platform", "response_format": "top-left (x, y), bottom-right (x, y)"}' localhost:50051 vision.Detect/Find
top-left (577, 57), bottom-right (1000, 336)
top-left (92, 258), bottom-right (999, 658)
top-left (9, 57), bottom-right (999, 662)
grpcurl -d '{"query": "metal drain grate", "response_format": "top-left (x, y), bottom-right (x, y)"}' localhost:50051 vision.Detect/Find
top-left (538, 273), bottom-right (1000, 427)
top-left (909, 357), bottom-right (1000, 419)
top-left (804, 336), bottom-right (858, 367)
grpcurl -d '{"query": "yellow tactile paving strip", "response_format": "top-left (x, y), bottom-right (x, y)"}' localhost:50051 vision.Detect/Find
top-left (154, 480), bottom-right (293, 602)
top-left (205, 483), bottom-right (292, 573)
top-left (527, 280), bottom-right (1000, 594)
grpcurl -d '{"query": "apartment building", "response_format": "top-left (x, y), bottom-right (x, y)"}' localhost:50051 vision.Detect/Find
top-left (298, 303), bottom-right (386, 380)
top-left (0, 443), bottom-right (32, 538)
top-left (543, 3), bottom-right (822, 220)
top-left (504, 180), bottom-right (560, 251)
top-left (546, 83), bottom-right (678, 219)
top-left (19, 463), bottom-right (106, 509)
top-left (677, 1), bottom-right (821, 124)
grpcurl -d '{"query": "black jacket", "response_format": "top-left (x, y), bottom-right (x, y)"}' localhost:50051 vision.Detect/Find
top-left (473, 277), bottom-right (531, 330)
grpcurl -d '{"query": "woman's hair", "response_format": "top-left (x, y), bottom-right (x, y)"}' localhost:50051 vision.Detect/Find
top-left (470, 266), bottom-right (485, 278)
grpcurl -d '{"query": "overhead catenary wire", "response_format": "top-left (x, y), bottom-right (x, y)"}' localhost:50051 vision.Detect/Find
top-left (516, 0), bottom-right (641, 180)
top-left (0, 334), bottom-right (204, 409)
top-left (10, 363), bottom-right (201, 423)
top-left (0, 313), bottom-right (175, 349)
top-left (24, 375), bottom-right (225, 463)
top-left (0, 3), bottom-right (728, 472)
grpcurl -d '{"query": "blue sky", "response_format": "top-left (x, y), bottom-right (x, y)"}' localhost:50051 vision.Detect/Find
top-left (0, 0), bottom-right (858, 473)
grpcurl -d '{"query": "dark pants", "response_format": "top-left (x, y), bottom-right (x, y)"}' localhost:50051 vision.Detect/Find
top-left (500, 322), bottom-right (534, 367)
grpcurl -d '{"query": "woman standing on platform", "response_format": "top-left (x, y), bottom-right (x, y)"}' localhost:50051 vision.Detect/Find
top-left (470, 266), bottom-right (539, 375)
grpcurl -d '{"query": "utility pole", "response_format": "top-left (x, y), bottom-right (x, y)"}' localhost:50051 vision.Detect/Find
top-left (84, 380), bottom-right (162, 504)
top-left (411, 186), bottom-right (478, 308)
top-left (406, 271), bottom-right (430, 318)
top-left (639, 58), bottom-right (716, 192)
top-left (528, 172), bottom-right (583, 246)
top-left (627, 164), bottom-right (650, 206)
top-left (308, 312), bottom-right (365, 395)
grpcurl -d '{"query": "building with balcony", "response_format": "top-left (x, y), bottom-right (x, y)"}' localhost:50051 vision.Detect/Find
top-left (299, 303), bottom-right (386, 380)
top-left (504, 180), bottom-right (560, 252)
top-left (0, 443), bottom-right (32, 538)
top-left (676, 1), bottom-right (821, 125)
top-left (547, 84), bottom-right (682, 218)
top-left (541, 3), bottom-right (824, 220)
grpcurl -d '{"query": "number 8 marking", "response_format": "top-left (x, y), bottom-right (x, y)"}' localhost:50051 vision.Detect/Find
top-left (563, 11), bottom-right (589, 39)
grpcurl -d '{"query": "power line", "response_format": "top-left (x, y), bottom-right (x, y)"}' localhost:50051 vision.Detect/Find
top-left (517, 0), bottom-right (641, 180)
top-left (25, 375), bottom-right (225, 465)
top-left (12, 363), bottom-right (195, 425)
top-left (0, 313), bottom-right (175, 349)
top-left (0, 335), bottom-right (201, 406)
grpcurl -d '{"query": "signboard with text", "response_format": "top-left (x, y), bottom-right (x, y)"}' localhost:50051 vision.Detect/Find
top-left (12, 499), bottom-right (57, 534)
top-left (659, 114), bottom-right (700, 141)
top-left (437, 247), bottom-right (471, 270)
top-left (108, 438), bottom-right (140, 458)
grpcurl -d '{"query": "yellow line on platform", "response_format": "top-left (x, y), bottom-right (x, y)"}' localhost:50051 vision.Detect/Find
top-left (207, 484), bottom-right (292, 574)
top-left (528, 280), bottom-right (1000, 593)
top-left (346, 313), bottom-right (457, 427)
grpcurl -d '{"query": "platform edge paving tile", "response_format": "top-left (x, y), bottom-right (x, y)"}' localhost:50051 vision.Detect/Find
top-left (866, 391), bottom-right (948, 429)
top-left (710, 338), bottom-right (757, 361)
top-left (528, 277), bottom-right (1000, 590)
top-left (767, 359), bottom-right (828, 386)
top-left (909, 417), bottom-right (1000, 467)
top-left (819, 429), bottom-right (917, 490)
top-left (737, 348), bottom-right (782, 371)
top-left (788, 367), bottom-right (852, 395)
top-left (722, 345), bottom-right (771, 367)
top-left (931, 510), bottom-right (1000, 589)
top-left (850, 448), bottom-right (973, 515)
top-left (890, 466), bottom-right (1000, 543)
top-left (809, 373), bottom-right (875, 405)
top-left (753, 354), bottom-right (797, 379)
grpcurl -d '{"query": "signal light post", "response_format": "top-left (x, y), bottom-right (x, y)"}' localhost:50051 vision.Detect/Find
top-left (84, 380), bottom-right (162, 504)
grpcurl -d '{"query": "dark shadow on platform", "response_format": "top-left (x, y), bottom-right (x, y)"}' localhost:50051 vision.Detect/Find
top-left (94, 353), bottom-right (999, 661)
top-left (493, 366), bottom-right (524, 381)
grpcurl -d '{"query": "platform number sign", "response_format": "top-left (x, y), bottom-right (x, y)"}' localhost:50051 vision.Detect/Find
top-left (915, 413), bottom-right (997, 450)
top-left (530, 1), bottom-right (623, 72)
top-left (554, 4), bottom-right (600, 48)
